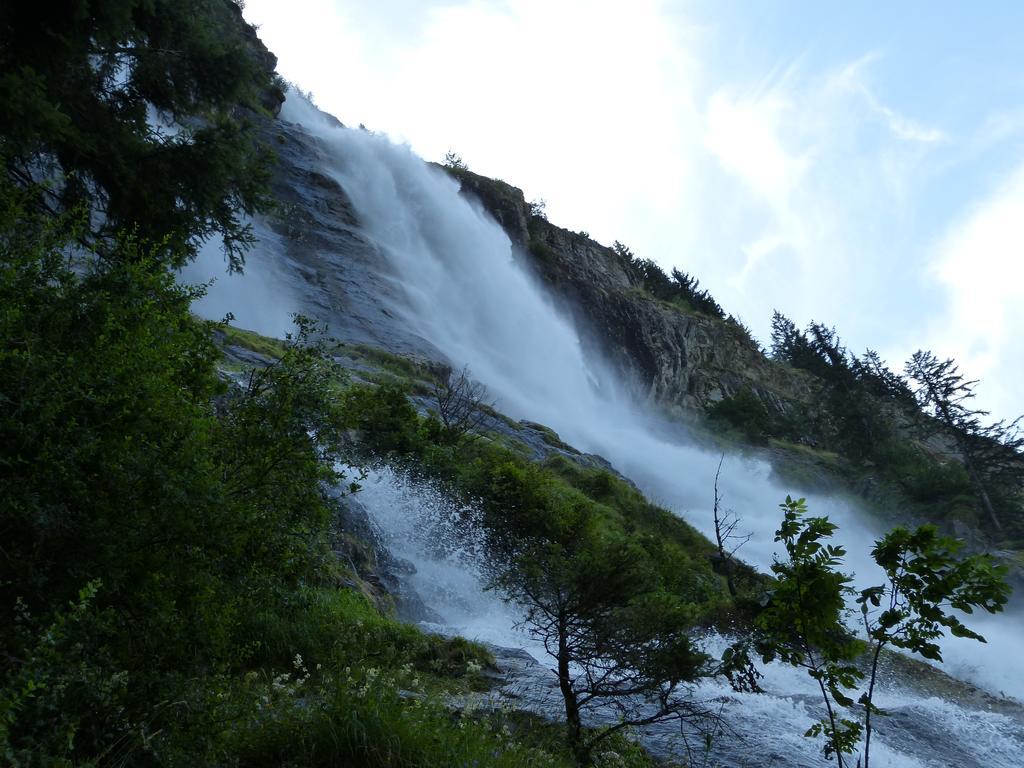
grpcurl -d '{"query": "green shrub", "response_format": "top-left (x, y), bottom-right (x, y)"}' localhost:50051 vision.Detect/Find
top-left (707, 388), bottom-right (771, 441)
top-left (227, 665), bottom-right (569, 768)
top-left (878, 441), bottom-right (973, 503)
top-left (528, 237), bottom-right (558, 266)
top-left (341, 383), bottom-right (431, 456)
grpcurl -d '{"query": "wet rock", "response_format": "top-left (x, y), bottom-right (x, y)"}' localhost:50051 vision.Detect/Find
top-left (330, 490), bottom-right (439, 622)
top-left (450, 179), bottom-right (815, 422)
top-left (249, 113), bottom-right (446, 361)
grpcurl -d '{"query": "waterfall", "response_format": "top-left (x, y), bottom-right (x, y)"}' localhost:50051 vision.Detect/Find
top-left (351, 466), bottom-right (1023, 768)
top-left (235, 92), bottom-right (1022, 764)
top-left (279, 94), bottom-right (885, 584)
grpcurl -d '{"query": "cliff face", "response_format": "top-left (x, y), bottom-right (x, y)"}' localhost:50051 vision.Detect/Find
top-left (258, 122), bottom-right (816, 422)
top-left (447, 168), bottom-right (814, 419)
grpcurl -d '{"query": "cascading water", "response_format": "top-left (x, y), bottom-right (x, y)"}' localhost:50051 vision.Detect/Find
top-left (351, 467), bottom-right (1023, 768)
top-left (349, 465), bottom-right (531, 651)
top-left (251, 93), bottom-right (1023, 764)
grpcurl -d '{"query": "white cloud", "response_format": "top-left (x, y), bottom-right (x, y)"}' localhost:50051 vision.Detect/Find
top-left (830, 54), bottom-right (947, 144)
top-left (243, 1), bottom-right (1020, 419)
top-left (704, 87), bottom-right (808, 204)
top-left (248, 0), bottom-right (704, 244)
top-left (923, 161), bottom-right (1024, 419)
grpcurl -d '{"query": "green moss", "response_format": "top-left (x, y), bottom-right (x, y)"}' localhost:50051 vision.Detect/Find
top-left (479, 402), bottom-right (521, 430)
top-left (347, 343), bottom-right (442, 384)
top-left (528, 237), bottom-right (558, 266)
top-left (220, 323), bottom-right (291, 358)
top-left (523, 421), bottom-right (579, 454)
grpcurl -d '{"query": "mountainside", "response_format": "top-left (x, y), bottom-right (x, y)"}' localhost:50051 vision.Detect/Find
top-left (449, 166), bottom-right (813, 417)
top-left (246, 107), bottom-right (1022, 552)
top-left (4, 5), bottom-right (1023, 766)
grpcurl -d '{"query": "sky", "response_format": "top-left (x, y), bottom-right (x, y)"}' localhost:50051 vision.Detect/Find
top-left (243, 0), bottom-right (1024, 422)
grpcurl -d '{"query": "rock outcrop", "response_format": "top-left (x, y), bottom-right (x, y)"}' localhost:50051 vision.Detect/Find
top-left (446, 168), bottom-right (816, 419)
top-left (253, 107), bottom-right (816, 424)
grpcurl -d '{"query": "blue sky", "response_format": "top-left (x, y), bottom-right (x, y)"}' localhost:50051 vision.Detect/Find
top-left (244, 0), bottom-right (1023, 421)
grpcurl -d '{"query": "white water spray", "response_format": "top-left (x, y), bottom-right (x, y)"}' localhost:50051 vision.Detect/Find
top-left (281, 97), bottom-right (881, 572)
top-left (180, 219), bottom-right (299, 339)
top-left (273, 93), bottom-right (1022, 763)
top-left (351, 465), bottom-right (532, 652)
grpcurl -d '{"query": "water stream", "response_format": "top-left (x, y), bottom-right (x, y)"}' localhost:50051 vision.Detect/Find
top-left (222, 93), bottom-right (1024, 765)
top-left (353, 466), bottom-right (1023, 767)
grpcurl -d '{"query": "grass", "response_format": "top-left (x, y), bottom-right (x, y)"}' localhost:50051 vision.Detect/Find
top-left (344, 344), bottom-right (444, 385)
top-left (768, 438), bottom-right (842, 466)
top-left (523, 421), bottom-right (579, 454)
top-left (226, 671), bottom-right (576, 768)
top-left (542, 455), bottom-right (718, 561)
top-left (219, 323), bottom-right (291, 358)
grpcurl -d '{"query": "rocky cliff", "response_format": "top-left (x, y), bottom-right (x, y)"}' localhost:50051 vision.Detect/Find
top-left (247, 103), bottom-right (1021, 550)
top-left (448, 167), bottom-right (815, 420)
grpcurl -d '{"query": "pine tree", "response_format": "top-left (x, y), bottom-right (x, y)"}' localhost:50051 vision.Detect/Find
top-left (904, 350), bottom-right (1023, 531)
top-left (0, 0), bottom-right (283, 268)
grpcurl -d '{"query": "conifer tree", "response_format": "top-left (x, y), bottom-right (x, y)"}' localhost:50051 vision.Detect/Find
top-left (905, 350), bottom-right (1024, 531)
top-left (0, 0), bottom-right (283, 268)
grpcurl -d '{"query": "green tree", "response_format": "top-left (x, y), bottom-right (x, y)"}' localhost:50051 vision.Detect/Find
top-left (756, 497), bottom-right (862, 764)
top-left (755, 497), bottom-right (1009, 768)
top-left (855, 525), bottom-right (1009, 767)
top-left (485, 469), bottom-right (717, 766)
top-left (671, 268), bottom-right (725, 318)
top-left (0, 0), bottom-right (283, 268)
top-left (0, 184), bottom-right (353, 760)
top-left (443, 149), bottom-right (468, 171)
top-left (905, 350), bottom-right (1024, 532)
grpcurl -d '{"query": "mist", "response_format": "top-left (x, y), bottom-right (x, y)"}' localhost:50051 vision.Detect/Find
top-left (179, 220), bottom-right (299, 339)
top-left (276, 91), bottom-right (1024, 707)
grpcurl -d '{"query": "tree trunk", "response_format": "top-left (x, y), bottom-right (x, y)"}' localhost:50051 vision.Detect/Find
top-left (713, 456), bottom-right (737, 596)
top-left (557, 616), bottom-right (588, 766)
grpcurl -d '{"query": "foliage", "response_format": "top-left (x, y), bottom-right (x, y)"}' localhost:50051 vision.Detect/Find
top-left (0, 0), bottom-right (282, 268)
top-left (906, 349), bottom-right (1024, 532)
top-left (0, 7), bottom-right (617, 764)
top-left (671, 268), bottom-right (725, 318)
top-left (855, 525), bottom-right (1010, 767)
top-left (755, 497), bottom-right (862, 764)
top-left (725, 314), bottom-right (761, 351)
top-left (431, 365), bottom-right (493, 443)
top-left (875, 440), bottom-right (973, 504)
top-left (485, 477), bottom-right (718, 766)
top-left (443, 150), bottom-right (467, 171)
top-left (707, 388), bottom-right (772, 441)
top-left (223, 662), bottom-right (572, 768)
top-left (761, 310), bottom-right (1023, 535)
top-left (766, 311), bottom-right (1022, 535)
top-left (342, 382), bottom-right (433, 457)
top-left (609, 241), bottom-right (726, 319)
top-left (0, 185), bottom-right (351, 761)
top-left (0, 581), bottom-right (128, 767)
top-left (0, 202), bottom-right (595, 765)
top-left (753, 497), bottom-right (1009, 768)
top-left (219, 323), bottom-right (291, 358)
top-left (529, 236), bottom-right (560, 265)
top-left (335, 381), bottom-right (727, 766)
top-left (611, 240), bottom-right (634, 266)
